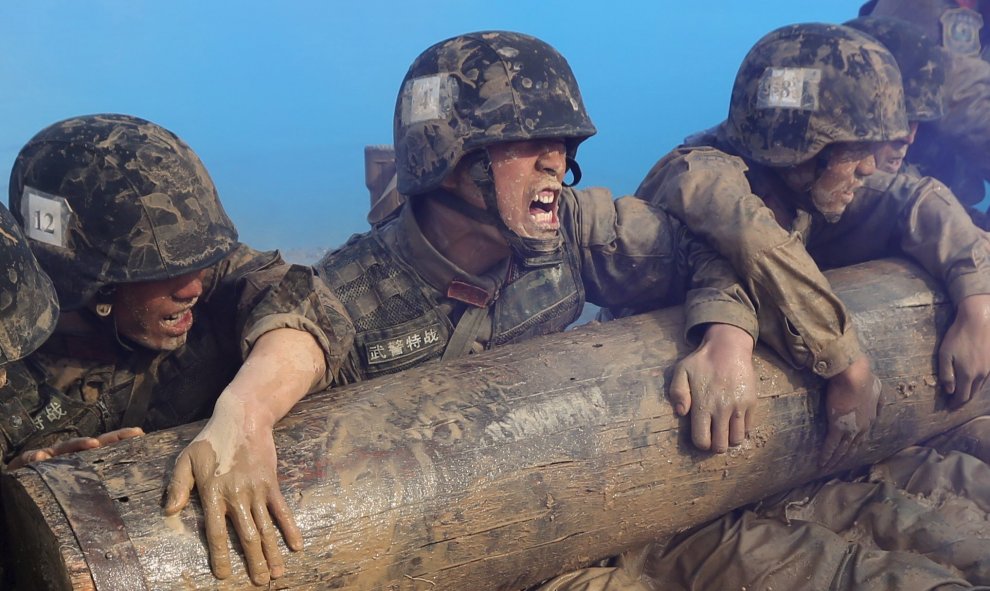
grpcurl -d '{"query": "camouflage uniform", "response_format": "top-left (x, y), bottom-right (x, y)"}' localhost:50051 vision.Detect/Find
top-left (319, 185), bottom-right (755, 381)
top-left (538, 446), bottom-right (990, 590)
top-left (564, 446), bottom-right (990, 590)
top-left (318, 30), bottom-right (756, 382)
top-left (0, 114), bottom-right (353, 463)
top-left (862, 0), bottom-right (990, 211)
top-left (559, 24), bottom-right (990, 591)
top-left (635, 24), bottom-right (990, 379)
top-left (639, 143), bottom-right (990, 377)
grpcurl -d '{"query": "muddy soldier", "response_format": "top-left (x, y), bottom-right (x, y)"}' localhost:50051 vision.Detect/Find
top-left (540, 23), bottom-right (990, 591)
top-left (3, 114), bottom-right (354, 586)
top-left (861, 0), bottom-right (990, 220)
top-left (628, 23), bottom-right (990, 467)
top-left (316, 31), bottom-right (763, 455)
top-left (844, 16), bottom-right (950, 175)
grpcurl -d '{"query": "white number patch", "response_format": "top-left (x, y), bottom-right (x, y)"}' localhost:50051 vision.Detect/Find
top-left (22, 187), bottom-right (71, 247)
top-left (756, 67), bottom-right (821, 111)
top-left (401, 74), bottom-right (456, 125)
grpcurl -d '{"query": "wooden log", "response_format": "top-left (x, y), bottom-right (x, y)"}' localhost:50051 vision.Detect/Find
top-left (4, 257), bottom-right (988, 590)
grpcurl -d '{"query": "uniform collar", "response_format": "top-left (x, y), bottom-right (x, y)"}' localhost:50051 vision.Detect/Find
top-left (380, 202), bottom-right (510, 307)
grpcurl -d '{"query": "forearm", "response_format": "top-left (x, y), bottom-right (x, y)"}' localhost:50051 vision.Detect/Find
top-left (236, 263), bottom-right (354, 392)
top-left (214, 328), bottom-right (326, 431)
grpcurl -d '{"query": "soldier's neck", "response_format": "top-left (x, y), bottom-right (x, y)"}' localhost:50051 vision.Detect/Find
top-left (415, 197), bottom-right (511, 276)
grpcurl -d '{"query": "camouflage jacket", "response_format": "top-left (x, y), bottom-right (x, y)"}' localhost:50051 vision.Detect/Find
top-left (0, 244), bottom-right (354, 463)
top-left (316, 188), bottom-right (757, 381)
top-left (864, 0), bottom-right (990, 206)
top-left (637, 141), bottom-right (990, 378)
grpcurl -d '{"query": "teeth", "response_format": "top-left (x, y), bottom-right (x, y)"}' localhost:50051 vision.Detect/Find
top-left (534, 193), bottom-right (554, 204)
top-left (531, 211), bottom-right (554, 224)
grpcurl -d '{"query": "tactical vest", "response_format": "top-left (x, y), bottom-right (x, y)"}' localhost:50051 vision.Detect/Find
top-left (318, 225), bottom-right (585, 381)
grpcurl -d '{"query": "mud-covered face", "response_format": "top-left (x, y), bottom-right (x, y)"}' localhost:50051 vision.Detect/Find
top-left (488, 140), bottom-right (567, 240)
top-left (874, 122), bottom-right (919, 173)
top-left (110, 270), bottom-right (205, 351)
top-left (810, 142), bottom-right (878, 222)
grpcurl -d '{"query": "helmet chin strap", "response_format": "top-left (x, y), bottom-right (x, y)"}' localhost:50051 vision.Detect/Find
top-left (428, 150), bottom-right (564, 269)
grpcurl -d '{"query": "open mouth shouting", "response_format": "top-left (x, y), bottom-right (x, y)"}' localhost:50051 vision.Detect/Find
top-left (529, 186), bottom-right (560, 231)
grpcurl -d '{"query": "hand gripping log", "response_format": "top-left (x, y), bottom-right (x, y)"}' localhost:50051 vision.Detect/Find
top-left (3, 258), bottom-right (987, 590)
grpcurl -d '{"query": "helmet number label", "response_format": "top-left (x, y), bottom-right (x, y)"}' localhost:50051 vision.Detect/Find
top-left (22, 187), bottom-right (71, 248)
top-left (757, 67), bottom-right (821, 111)
top-left (402, 74), bottom-right (456, 124)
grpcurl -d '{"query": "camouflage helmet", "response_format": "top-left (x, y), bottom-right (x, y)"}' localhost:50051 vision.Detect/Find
top-left (846, 16), bottom-right (947, 121)
top-left (8, 114), bottom-right (238, 311)
top-left (722, 23), bottom-right (910, 167)
top-left (0, 203), bottom-right (58, 365)
top-left (393, 30), bottom-right (597, 196)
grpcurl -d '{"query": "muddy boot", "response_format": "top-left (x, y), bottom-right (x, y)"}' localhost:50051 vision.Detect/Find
top-left (924, 416), bottom-right (990, 464)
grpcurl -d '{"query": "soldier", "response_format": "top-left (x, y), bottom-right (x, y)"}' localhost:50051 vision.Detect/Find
top-left (317, 31), bottom-right (762, 456)
top-left (540, 23), bottom-right (990, 591)
top-left (0, 202), bottom-right (59, 399)
top-left (4, 114), bottom-right (354, 586)
top-left (845, 16), bottom-right (949, 174)
top-left (861, 0), bottom-right (990, 217)
top-left (632, 23), bottom-right (990, 468)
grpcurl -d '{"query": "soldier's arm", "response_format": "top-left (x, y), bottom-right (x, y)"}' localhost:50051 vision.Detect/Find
top-left (638, 147), bottom-right (864, 380)
top-left (566, 184), bottom-right (758, 453)
top-left (638, 149), bottom-right (882, 467)
top-left (164, 328), bottom-right (323, 585)
top-left (165, 246), bottom-right (354, 585)
top-left (893, 174), bottom-right (990, 407)
top-left (206, 243), bottom-right (355, 391)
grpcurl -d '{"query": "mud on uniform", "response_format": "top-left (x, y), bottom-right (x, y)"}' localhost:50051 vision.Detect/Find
top-left (863, 0), bottom-right (990, 213)
top-left (0, 244), bottom-right (353, 464)
top-left (317, 186), bottom-right (757, 381)
top-left (632, 140), bottom-right (990, 379)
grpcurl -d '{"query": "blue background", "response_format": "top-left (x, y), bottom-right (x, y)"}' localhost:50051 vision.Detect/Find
top-left (1, 1), bottom-right (868, 254)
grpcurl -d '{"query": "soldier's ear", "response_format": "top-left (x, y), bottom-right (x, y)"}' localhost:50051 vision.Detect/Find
top-left (90, 285), bottom-right (117, 318)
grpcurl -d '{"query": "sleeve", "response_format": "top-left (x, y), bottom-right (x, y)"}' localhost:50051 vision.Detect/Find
top-left (205, 243), bottom-right (356, 391)
top-left (636, 148), bottom-right (863, 378)
top-left (566, 185), bottom-right (758, 345)
top-left (934, 54), bottom-right (990, 181)
top-left (0, 361), bottom-right (107, 465)
top-left (891, 174), bottom-right (990, 302)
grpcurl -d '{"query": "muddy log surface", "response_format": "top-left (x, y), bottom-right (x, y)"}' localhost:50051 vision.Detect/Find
top-left (4, 257), bottom-right (989, 591)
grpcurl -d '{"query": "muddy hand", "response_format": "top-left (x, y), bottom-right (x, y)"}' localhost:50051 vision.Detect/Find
top-left (6, 427), bottom-right (144, 471)
top-left (163, 426), bottom-right (301, 586)
top-left (821, 356), bottom-right (880, 470)
top-left (939, 294), bottom-right (990, 409)
top-left (670, 323), bottom-right (757, 453)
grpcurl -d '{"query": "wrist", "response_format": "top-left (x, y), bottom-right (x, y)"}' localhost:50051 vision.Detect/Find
top-left (702, 322), bottom-right (755, 351)
top-left (958, 294), bottom-right (990, 321)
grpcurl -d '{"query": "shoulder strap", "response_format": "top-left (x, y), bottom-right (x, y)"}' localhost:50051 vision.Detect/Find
top-left (441, 305), bottom-right (489, 361)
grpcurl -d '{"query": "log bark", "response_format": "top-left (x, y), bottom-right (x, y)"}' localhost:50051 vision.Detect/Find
top-left (3, 258), bottom-right (988, 591)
